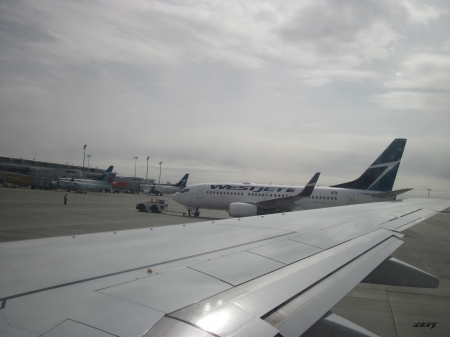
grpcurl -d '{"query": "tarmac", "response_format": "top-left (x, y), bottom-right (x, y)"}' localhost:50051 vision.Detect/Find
top-left (0, 187), bottom-right (449, 336)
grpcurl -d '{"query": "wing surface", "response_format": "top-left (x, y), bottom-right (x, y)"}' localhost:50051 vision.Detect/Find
top-left (0, 198), bottom-right (449, 337)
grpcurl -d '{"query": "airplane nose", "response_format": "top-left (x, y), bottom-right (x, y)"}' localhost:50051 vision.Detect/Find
top-left (172, 193), bottom-right (181, 202)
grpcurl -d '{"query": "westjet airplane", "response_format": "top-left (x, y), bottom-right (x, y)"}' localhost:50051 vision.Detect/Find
top-left (144, 173), bottom-right (189, 195)
top-left (172, 139), bottom-right (412, 217)
top-left (52, 172), bottom-right (117, 192)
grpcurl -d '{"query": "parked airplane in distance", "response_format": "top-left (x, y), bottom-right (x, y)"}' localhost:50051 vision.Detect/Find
top-left (144, 173), bottom-right (189, 196)
top-left (172, 139), bottom-right (412, 217)
top-left (52, 172), bottom-right (117, 193)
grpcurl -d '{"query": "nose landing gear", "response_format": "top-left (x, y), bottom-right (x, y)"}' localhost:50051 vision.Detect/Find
top-left (184, 207), bottom-right (200, 217)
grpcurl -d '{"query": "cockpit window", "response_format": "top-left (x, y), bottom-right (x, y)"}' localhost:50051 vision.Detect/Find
top-left (180, 188), bottom-right (190, 193)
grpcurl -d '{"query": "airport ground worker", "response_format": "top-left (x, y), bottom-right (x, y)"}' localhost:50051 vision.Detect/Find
top-left (64, 193), bottom-right (67, 205)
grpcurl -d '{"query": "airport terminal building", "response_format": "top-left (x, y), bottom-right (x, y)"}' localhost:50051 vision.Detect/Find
top-left (0, 155), bottom-right (109, 189)
top-left (0, 155), bottom-right (108, 178)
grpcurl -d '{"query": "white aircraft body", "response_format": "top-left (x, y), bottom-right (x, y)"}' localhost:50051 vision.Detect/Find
top-left (0, 198), bottom-right (449, 336)
top-left (52, 172), bottom-right (117, 192)
top-left (144, 173), bottom-right (189, 195)
top-left (173, 139), bottom-right (412, 217)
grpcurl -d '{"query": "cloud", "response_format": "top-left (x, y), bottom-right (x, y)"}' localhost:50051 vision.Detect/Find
top-left (0, 0), bottom-right (449, 198)
top-left (371, 91), bottom-right (450, 111)
top-left (372, 43), bottom-right (450, 112)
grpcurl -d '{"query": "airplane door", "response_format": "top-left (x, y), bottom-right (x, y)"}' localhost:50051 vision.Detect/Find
top-left (348, 192), bottom-right (354, 205)
top-left (197, 185), bottom-right (204, 199)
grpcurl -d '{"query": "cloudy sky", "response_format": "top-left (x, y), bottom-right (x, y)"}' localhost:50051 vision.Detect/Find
top-left (1, 0), bottom-right (449, 198)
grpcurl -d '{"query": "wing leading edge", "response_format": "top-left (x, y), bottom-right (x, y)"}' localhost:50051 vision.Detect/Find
top-left (0, 198), bottom-right (449, 337)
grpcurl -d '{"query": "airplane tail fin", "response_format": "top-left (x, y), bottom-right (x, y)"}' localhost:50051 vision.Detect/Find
top-left (105, 166), bottom-right (114, 173)
top-left (175, 174), bottom-right (189, 187)
top-left (99, 172), bottom-right (117, 183)
top-left (330, 138), bottom-right (407, 192)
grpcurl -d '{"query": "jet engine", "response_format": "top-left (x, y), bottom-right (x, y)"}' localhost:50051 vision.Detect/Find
top-left (229, 203), bottom-right (266, 217)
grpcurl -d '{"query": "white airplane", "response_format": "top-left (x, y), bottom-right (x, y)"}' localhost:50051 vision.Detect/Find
top-left (144, 173), bottom-right (189, 195)
top-left (52, 172), bottom-right (117, 192)
top-left (172, 139), bottom-right (412, 217)
top-left (1, 198), bottom-right (449, 336)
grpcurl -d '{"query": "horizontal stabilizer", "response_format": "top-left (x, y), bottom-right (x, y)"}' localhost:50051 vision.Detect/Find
top-left (303, 311), bottom-right (378, 337)
top-left (373, 188), bottom-right (413, 198)
top-left (362, 256), bottom-right (439, 288)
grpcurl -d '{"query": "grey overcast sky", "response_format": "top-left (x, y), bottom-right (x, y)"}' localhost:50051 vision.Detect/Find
top-left (1, 0), bottom-right (449, 198)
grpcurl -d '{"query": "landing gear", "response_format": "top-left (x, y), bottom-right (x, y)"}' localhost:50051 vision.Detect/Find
top-left (194, 210), bottom-right (199, 217)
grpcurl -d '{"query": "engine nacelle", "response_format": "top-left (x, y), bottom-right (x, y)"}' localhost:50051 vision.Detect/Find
top-left (229, 202), bottom-right (265, 217)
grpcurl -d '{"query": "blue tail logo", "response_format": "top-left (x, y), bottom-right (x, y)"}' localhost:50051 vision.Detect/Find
top-left (331, 139), bottom-right (406, 192)
top-left (175, 174), bottom-right (189, 187)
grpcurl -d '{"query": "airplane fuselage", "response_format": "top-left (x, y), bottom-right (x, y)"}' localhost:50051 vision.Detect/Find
top-left (172, 183), bottom-right (395, 212)
top-left (145, 185), bottom-right (184, 195)
top-left (54, 177), bottom-right (114, 191)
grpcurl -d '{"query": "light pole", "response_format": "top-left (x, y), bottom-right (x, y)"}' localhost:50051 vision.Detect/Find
top-left (146, 156), bottom-right (150, 181)
top-left (87, 155), bottom-right (91, 168)
top-left (82, 144), bottom-right (87, 168)
top-left (159, 161), bottom-right (163, 184)
top-left (427, 189), bottom-right (432, 198)
top-left (134, 157), bottom-right (138, 177)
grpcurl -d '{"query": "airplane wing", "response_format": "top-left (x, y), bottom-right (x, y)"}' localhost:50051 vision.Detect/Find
top-left (0, 198), bottom-right (449, 337)
top-left (252, 172), bottom-right (321, 210)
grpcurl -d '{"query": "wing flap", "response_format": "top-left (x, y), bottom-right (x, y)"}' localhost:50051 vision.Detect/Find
top-left (290, 221), bottom-right (379, 249)
top-left (165, 230), bottom-right (399, 336)
top-left (189, 251), bottom-right (284, 286)
top-left (378, 208), bottom-right (438, 231)
top-left (143, 317), bottom-right (214, 337)
top-left (248, 239), bottom-right (322, 264)
top-left (41, 320), bottom-right (115, 337)
top-left (99, 267), bottom-right (232, 313)
top-left (2, 286), bottom-right (164, 337)
top-left (302, 312), bottom-right (379, 337)
top-left (266, 237), bottom-right (402, 337)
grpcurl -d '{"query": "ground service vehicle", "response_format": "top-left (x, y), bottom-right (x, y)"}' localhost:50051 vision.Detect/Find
top-left (136, 198), bottom-right (168, 213)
